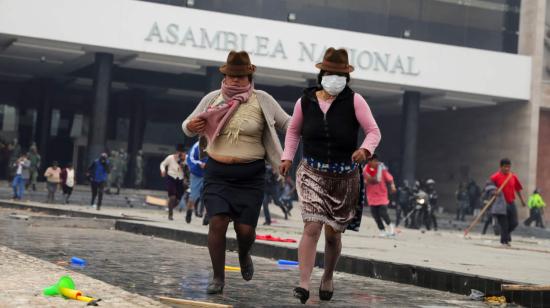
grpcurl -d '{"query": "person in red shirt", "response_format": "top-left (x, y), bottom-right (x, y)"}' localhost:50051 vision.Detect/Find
top-left (364, 154), bottom-right (396, 237)
top-left (490, 158), bottom-right (526, 246)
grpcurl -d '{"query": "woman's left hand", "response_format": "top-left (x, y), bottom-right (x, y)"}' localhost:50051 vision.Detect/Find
top-left (351, 148), bottom-right (370, 164)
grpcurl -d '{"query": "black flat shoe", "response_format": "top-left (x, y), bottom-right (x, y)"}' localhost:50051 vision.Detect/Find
top-left (240, 254), bottom-right (254, 281)
top-left (206, 281), bottom-right (224, 294)
top-left (293, 287), bottom-right (309, 304)
top-left (319, 280), bottom-right (334, 301)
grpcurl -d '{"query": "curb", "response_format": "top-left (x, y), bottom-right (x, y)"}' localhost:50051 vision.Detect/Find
top-left (0, 201), bottom-right (152, 222)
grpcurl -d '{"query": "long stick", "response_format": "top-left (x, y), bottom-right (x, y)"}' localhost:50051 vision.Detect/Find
top-left (502, 284), bottom-right (550, 291)
top-left (464, 173), bottom-right (512, 236)
top-left (157, 296), bottom-right (233, 308)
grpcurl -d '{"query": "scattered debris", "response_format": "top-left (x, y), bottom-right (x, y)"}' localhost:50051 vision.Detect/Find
top-left (485, 296), bottom-right (506, 305)
top-left (468, 289), bottom-right (484, 301)
top-left (8, 213), bottom-right (30, 220)
top-left (256, 234), bottom-right (296, 243)
top-left (43, 275), bottom-right (101, 306)
top-left (224, 265), bottom-right (240, 272)
top-left (158, 296), bottom-right (232, 307)
top-left (277, 259), bottom-right (298, 266)
top-left (145, 196), bottom-right (167, 207)
top-left (70, 257), bottom-right (87, 267)
top-left (501, 284), bottom-right (550, 291)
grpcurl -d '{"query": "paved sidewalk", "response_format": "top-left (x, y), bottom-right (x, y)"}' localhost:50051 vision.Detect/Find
top-left (0, 246), bottom-right (167, 308)
top-left (2, 198), bottom-right (550, 285)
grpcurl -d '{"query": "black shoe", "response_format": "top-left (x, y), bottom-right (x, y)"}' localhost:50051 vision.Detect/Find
top-left (202, 215), bottom-right (209, 226)
top-left (206, 280), bottom-right (224, 294)
top-left (168, 215), bottom-right (173, 221)
top-left (319, 280), bottom-right (334, 301)
top-left (185, 210), bottom-right (193, 223)
top-left (263, 221), bottom-right (271, 226)
top-left (293, 287), bottom-right (309, 304)
top-left (239, 253), bottom-right (254, 281)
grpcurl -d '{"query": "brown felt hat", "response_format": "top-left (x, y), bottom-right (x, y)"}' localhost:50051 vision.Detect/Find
top-left (315, 47), bottom-right (354, 73)
top-left (219, 50), bottom-right (256, 76)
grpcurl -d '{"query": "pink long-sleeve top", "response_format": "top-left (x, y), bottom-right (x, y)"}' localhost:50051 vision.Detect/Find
top-left (282, 93), bottom-right (381, 162)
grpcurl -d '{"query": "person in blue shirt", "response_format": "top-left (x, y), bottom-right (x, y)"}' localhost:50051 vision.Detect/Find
top-left (186, 141), bottom-right (208, 223)
top-left (87, 153), bottom-right (110, 210)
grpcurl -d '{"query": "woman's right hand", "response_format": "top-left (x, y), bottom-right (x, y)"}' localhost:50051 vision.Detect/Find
top-left (279, 160), bottom-right (292, 177)
top-left (186, 118), bottom-right (206, 134)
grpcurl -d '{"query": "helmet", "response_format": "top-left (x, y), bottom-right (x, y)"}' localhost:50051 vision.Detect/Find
top-left (426, 179), bottom-right (435, 185)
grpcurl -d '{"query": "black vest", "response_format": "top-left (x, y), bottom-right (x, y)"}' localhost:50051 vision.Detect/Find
top-left (301, 86), bottom-right (359, 163)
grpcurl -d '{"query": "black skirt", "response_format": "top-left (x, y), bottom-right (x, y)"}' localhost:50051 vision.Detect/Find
top-left (203, 158), bottom-right (265, 227)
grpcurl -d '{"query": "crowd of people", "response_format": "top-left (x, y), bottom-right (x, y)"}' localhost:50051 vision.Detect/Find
top-left (4, 139), bottom-right (145, 210)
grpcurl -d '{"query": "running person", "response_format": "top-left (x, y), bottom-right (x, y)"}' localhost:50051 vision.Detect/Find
top-left (280, 48), bottom-right (381, 304)
top-left (182, 50), bottom-right (290, 294)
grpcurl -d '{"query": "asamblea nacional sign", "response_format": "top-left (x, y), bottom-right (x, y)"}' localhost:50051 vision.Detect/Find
top-left (145, 22), bottom-right (421, 77)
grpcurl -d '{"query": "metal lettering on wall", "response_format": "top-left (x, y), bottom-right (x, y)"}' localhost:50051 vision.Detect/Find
top-left (145, 22), bottom-right (420, 76)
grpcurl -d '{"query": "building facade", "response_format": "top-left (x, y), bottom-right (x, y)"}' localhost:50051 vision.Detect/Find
top-left (0, 0), bottom-right (547, 218)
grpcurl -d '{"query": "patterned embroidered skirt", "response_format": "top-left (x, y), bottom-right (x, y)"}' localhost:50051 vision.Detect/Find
top-left (296, 161), bottom-right (360, 232)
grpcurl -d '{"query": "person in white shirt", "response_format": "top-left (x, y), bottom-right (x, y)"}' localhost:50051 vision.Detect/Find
top-left (61, 162), bottom-right (75, 204)
top-left (12, 153), bottom-right (30, 200)
top-left (160, 144), bottom-right (187, 220)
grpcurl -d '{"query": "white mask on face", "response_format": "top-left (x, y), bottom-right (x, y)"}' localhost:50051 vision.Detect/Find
top-left (321, 75), bottom-right (347, 96)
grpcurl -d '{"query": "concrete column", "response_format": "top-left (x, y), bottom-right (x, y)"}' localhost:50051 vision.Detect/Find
top-left (518, 0), bottom-right (546, 218)
top-left (205, 66), bottom-right (223, 92)
top-left (87, 53), bottom-right (113, 165)
top-left (126, 89), bottom-right (146, 186)
top-left (400, 91), bottom-right (420, 186)
top-left (36, 79), bottom-right (54, 163)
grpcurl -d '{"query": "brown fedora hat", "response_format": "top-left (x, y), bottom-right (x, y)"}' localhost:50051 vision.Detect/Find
top-left (315, 47), bottom-right (354, 73)
top-left (219, 50), bottom-right (256, 76)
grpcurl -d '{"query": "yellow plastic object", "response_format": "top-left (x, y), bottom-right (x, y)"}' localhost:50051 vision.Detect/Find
top-left (59, 287), bottom-right (96, 303)
top-left (485, 296), bottom-right (506, 305)
top-left (43, 276), bottom-right (76, 296)
top-left (224, 266), bottom-right (240, 272)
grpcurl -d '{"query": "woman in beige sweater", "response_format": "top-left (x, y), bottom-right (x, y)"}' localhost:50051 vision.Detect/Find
top-left (182, 50), bottom-right (290, 294)
top-left (44, 161), bottom-right (61, 203)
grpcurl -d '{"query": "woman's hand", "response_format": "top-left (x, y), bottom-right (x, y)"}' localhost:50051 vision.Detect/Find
top-left (186, 118), bottom-right (206, 134)
top-left (279, 160), bottom-right (292, 177)
top-left (351, 148), bottom-right (370, 164)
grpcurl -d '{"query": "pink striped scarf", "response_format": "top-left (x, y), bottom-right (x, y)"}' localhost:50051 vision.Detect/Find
top-left (197, 81), bottom-right (253, 143)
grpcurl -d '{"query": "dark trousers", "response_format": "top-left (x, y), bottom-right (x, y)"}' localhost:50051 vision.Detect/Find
top-left (524, 208), bottom-right (545, 228)
top-left (456, 203), bottom-right (468, 221)
top-left (262, 185), bottom-right (285, 224)
top-left (495, 203), bottom-right (518, 244)
top-left (91, 181), bottom-right (105, 208)
top-left (428, 207), bottom-right (438, 230)
top-left (62, 185), bottom-right (73, 204)
top-left (395, 202), bottom-right (410, 227)
top-left (482, 215), bottom-right (493, 235)
top-left (370, 205), bottom-right (391, 230)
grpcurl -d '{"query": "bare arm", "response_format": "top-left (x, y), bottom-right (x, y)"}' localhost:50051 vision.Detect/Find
top-left (517, 191), bottom-right (527, 207)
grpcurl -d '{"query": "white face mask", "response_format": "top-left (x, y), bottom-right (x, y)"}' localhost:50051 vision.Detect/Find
top-left (321, 75), bottom-right (347, 96)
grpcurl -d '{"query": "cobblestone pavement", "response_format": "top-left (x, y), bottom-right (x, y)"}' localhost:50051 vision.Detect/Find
top-left (4, 192), bottom-right (548, 286)
top-left (0, 245), bottom-right (167, 308)
top-left (0, 209), bottom-right (493, 307)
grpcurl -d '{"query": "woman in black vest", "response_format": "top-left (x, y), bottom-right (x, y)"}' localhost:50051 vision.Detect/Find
top-left (280, 48), bottom-right (381, 304)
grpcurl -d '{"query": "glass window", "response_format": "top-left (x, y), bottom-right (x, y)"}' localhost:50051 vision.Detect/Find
top-left (0, 105), bottom-right (18, 132)
top-left (50, 109), bottom-right (60, 137)
top-left (138, 0), bottom-right (520, 53)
